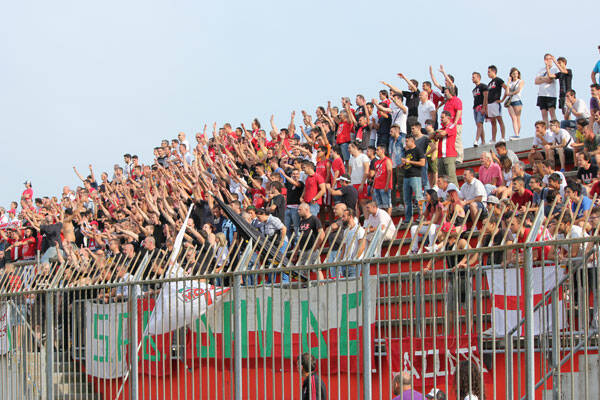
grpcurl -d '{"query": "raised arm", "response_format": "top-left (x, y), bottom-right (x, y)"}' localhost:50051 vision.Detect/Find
top-left (397, 73), bottom-right (418, 92)
top-left (429, 65), bottom-right (444, 91)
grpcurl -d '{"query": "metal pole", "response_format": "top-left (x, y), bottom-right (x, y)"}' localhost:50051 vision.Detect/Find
top-left (45, 292), bottom-right (54, 400)
top-left (523, 246), bottom-right (535, 400)
top-left (129, 285), bottom-right (139, 400)
top-left (551, 290), bottom-right (559, 400)
top-left (362, 272), bottom-right (372, 399)
top-left (233, 274), bottom-right (243, 400)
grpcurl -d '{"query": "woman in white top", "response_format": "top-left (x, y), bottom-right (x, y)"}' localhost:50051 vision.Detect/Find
top-left (503, 67), bottom-right (524, 140)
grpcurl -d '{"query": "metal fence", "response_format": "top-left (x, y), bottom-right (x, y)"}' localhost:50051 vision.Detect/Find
top-left (1, 221), bottom-right (600, 399)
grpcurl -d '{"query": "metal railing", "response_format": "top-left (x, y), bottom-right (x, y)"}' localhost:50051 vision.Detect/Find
top-left (1, 221), bottom-right (600, 399)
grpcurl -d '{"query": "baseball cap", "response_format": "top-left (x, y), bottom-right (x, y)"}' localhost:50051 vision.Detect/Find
top-left (24, 180), bottom-right (32, 186)
top-left (426, 388), bottom-right (446, 400)
top-left (337, 174), bottom-right (351, 183)
top-left (446, 183), bottom-right (458, 192)
top-left (486, 195), bottom-right (500, 205)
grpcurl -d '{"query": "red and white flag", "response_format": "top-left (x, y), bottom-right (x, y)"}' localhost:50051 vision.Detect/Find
top-left (486, 266), bottom-right (565, 336)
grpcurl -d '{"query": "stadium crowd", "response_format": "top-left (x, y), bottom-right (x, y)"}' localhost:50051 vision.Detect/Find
top-left (1, 47), bottom-right (600, 287)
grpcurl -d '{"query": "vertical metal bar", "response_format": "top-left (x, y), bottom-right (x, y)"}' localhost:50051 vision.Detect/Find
top-left (362, 270), bottom-right (372, 400)
top-left (45, 292), bottom-right (54, 400)
top-left (233, 274), bottom-right (242, 400)
top-left (551, 289), bottom-right (559, 400)
top-left (129, 285), bottom-right (139, 400)
top-left (523, 246), bottom-right (535, 400)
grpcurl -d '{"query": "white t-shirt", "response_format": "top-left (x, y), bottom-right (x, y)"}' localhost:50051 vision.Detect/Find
top-left (349, 153), bottom-right (370, 185)
top-left (552, 128), bottom-right (573, 149)
top-left (369, 114), bottom-right (378, 141)
top-left (390, 102), bottom-right (407, 133)
top-left (460, 178), bottom-right (488, 202)
top-left (364, 209), bottom-right (396, 241)
top-left (536, 66), bottom-right (559, 97)
top-left (417, 100), bottom-right (436, 127)
top-left (571, 98), bottom-right (591, 119)
top-left (343, 223), bottom-right (366, 260)
top-left (532, 130), bottom-right (554, 147)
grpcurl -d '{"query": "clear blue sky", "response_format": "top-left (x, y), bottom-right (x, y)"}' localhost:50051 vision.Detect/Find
top-left (0, 0), bottom-right (598, 207)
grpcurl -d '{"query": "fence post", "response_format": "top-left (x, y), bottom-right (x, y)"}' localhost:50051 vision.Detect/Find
top-left (128, 286), bottom-right (139, 400)
top-left (415, 273), bottom-right (422, 338)
top-left (523, 246), bottom-right (535, 400)
top-left (45, 292), bottom-right (54, 400)
top-left (233, 274), bottom-right (243, 400)
top-left (362, 270), bottom-right (372, 399)
top-left (551, 289), bottom-right (559, 400)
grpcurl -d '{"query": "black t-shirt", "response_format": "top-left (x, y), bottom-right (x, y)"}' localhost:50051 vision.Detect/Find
top-left (403, 90), bottom-right (420, 117)
top-left (556, 69), bottom-right (573, 97)
top-left (40, 223), bottom-right (63, 253)
top-left (339, 185), bottom-right (358, 211)
top-left (285, 180), bottom-right (304, 206)
top-left (402, 147), bottom-right (424, 178)
top-left (482, 229), bottom-right (505, 266)
top-left (487, 77), bottom-right (504, 103)
top-left (151, 224), bottom-right (166, 249)
top-left (268, 194), bottom-right (286, 222)
top-left (211, 215), bottom-right (225, 233)
top-left (577, 164), bottom-right (599, 185)
top-left (298, 215), bottom-right (322, 250)
top-left (191, 199), bottom-right (213, 230)
top-left (415, 135), bottom-right (430, 156)
top-left (377, 106), bottom-right (391, 137)
top-left (472, 83), bottom-right (488, 108)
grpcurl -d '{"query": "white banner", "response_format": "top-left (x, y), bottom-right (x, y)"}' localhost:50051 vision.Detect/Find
top-left (146, 276), bottom-right (229, 335)
top-left (0, 302), bottom-right (11, 355)
top-left (85, 301), bottom-right (129, 379)
top-left (486, 266), bottom-right (565, 336)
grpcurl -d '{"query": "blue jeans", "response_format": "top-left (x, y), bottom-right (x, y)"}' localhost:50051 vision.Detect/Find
top-left (403, 176), bottom-right (424, 222)
top-left (374, 188), bottom-right (391, 209)
top-left (309, 203), bottom-right (320, 217)
top-left (339, 142), bottom-right (350, 162)
top-left (327, 250), bottom-right (339, 277)
top-left (421, 159), bottom-right (430, 190)
top-left (284, 207), bottom-right (300, 239)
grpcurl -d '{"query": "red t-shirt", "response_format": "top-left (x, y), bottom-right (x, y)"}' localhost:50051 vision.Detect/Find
top-left (590, 181), bottom-right (600, 198)
top-left (303, 173), bottom-right (325, 205)
top-left (336, 122), bottom-right (353, 144)
top-left (511, 189), bottom-right (534, 208)
top-left (429, 91), bottom-right (444, 109)
top-left (443, 96), bottom-right (463, 125)
top-left (316, 159), bottom-right (329, 182)
top-left (438, 123), bottom-right (458, 158)
top-left (330, 157), bottom-right (346, 187)
top-left (250, 187), bottom-right (266, 208)
top-left (20, 236), bottom-right (37, 259)
top-left (356, 124), bottom-right (368, 142)
top-left (374, 157), bottom-right (391, 190)
top-left (22, 188), bottom-right (33, 200)
top-left (518, 228), bottom-right (552, 261)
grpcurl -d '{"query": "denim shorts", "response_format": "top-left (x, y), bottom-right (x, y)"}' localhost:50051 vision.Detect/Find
top-left (374, 188), bottom-right (392, 209)
top-left (473, 109), bottom-right (485, 124)
top-left (510, 100), bottom-right (523, 107)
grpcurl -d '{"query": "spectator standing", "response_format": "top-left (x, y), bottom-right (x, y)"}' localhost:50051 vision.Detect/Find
top-left (22, 181), bottom-right (33, 201)
top-left (456, 361), bottom-right (484, 400)
top-left (401, 135), bottom-right (426, 222)
top-left (301, 161), bottom-right (326, 217)
top-left (552, 56), bottom-right (573, 117)
top-left (389, 124), bottom-right (406, 206)
top-left (471, 72), bottom-right (488, 146)
top-left (442, 86), bottom-right (464, 163)
top-left (436, 111), bottom-right (459, 186)
top-left (417, 90), bottom-right (436, 128)
top-left (535, 53), bottom-right (559, 125)
top-left (373, 144), bottom-right (393, 216)
top-left (505, 67), bottom-right (524, 139)
top-left (282, 168), bottom-right (304, 238)
top-left (326, 174), bottom-right (358, 212)
top-left (484, 65), bottom-right (507, 143)
top-left (298, 353), bottom-right (327, 400)
top-left (347, 142), bottom-right (370, 217)
top-left (592, 45), bottom-right (600, 84)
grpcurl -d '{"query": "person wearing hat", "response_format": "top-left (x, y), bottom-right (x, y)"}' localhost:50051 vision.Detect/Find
top-left (485, 195), bottom-right (501, 218)
top-left (22, 180), bottom-right (33, 201)
top-left (326, 174), bottom-right (358, 211)
top-left (425, 388), bottom-right (447, 400)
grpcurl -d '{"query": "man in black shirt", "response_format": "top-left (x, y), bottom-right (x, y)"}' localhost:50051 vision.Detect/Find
top-left (295, 203), bottom-right (325, 280)
top-left (401, 135), bottom-right (426, 222)
top-left (326, 174), bottom-right (358, 211)
top-left (484, 65), bottom-right (507, 142)
top-left (266, 181), bottom-right (286, 222)
top-left (472, 72), bottom-right (488, 146)
top-left (553, 56), bottom-right (573, 116)
top-left (282, 168), bottom-right (304, 239)
top-left (577, 152), bottom-right (598, 187)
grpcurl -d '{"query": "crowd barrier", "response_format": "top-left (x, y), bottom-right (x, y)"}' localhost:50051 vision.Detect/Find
top-left (1, 216), bottom-right (600, 400)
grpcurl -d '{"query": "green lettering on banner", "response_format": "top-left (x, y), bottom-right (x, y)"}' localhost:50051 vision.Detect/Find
top-left (300, 301), bottom-right (327, 358)
top-left (116, 312), bottom-right (129, 361)
top-left (195, 314), bottom-right (216, 357)
top-left (222, 301), bottom-right (232, 358)
top-left (283, 301), bottom-right (292, 359)
top-left (142, 311), bottom-right (161, 362)
top-left (255, 296), bottom-right (273, 357)
top-left (339, 291), bottom-right (362, 356)
top-left (93, 313), bottom-right (109, 362)
top-left (241, 299), bottom-right (248, 358)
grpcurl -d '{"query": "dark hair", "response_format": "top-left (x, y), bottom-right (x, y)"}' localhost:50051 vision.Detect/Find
top-left (367, 145), bottom-right (377, 153)
top-left (577, 118), bottom-right (589, 128)
top-left (424, 119), bottom-right (435, 127)
top-left (456, 361), bottom-right (483, 400)
top-left (513, 176), bottom-right (525, 185)
top-left (472, 71), bottom-right (481, 79)
top-left (494, 141), bottom-right (506, 149)
top-left (591, 84), bottom-right (600, 90)
top-left (253, 118), bottom-right (261, 129)
top-left (298, 353), bottom-right (317, 374)
top-left (557, 56), bottom-right (567, 64)
top-left (566, 89), bottom-right (576, 97)
top-left (566, 179), bottom-right (582, 195)
top-left (464, 168), bottom-right (475, 176)
top-left (441, 110), bottom-right (452, 118)
top-left (488, 65), bottom-right (497, 73)
top-left (548, 172), bottom-right (562, 183)
top-left (426, 189), bottom-right (439, 210)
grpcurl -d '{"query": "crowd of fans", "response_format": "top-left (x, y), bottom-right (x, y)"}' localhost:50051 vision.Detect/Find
top-left (1, 47), bottom-right (600, 289)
